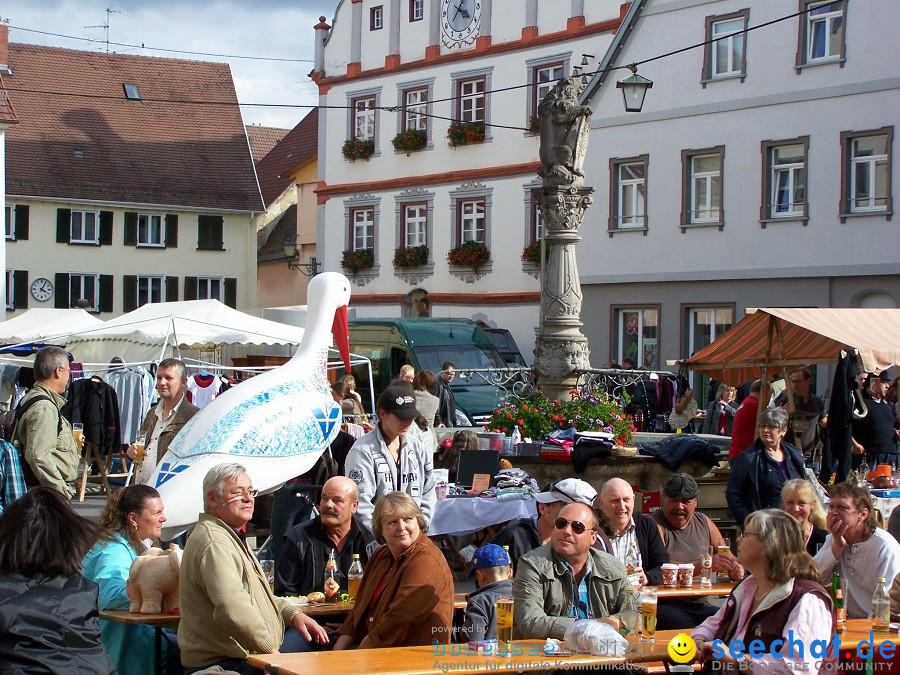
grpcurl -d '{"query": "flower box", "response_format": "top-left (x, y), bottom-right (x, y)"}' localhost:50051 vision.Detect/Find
top-left (341, 248), bottom-right (375, 273)
top-left (393, 245), bottom-right (429, 268)
top-left (447, 121), bottom-right (486, 148)
top-left (342, 138), bottom-right (375, 162)
top-left (391, 129), bottom-right (427, 154)
top-left (527, 115), bottom-right (541, 135)
top-left (521, 241), bottom-right (548, 266)
top-left (446, 240), bottom-right (490, 271)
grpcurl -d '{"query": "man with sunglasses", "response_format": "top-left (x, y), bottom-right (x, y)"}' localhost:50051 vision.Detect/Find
top-left (514, 501), bottom-right (630, 639)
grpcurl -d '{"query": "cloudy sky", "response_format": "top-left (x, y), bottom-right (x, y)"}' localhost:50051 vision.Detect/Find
top-left (4, 0), bottom-right (340, 130)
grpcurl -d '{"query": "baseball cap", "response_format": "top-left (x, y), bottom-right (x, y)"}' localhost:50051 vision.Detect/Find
top-left (533, 478), bottom-right (597, 506)
top-left (663, 473), bottom-right (699, 500)
top-left (376, 385), bottom-right (421, 420)
top-left (470, 544), bottom-right (511, 571)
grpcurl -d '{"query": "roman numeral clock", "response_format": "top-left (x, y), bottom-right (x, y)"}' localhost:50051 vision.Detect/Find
top-left (441, 0), bottom-right (482, 49)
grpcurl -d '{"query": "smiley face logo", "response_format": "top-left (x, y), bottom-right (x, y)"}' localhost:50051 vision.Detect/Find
top-left (667, 633), bottom-right (697, 664)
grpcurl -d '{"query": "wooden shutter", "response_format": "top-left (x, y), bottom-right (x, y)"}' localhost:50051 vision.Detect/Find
top-left (12, 270), bottom-right (27, 309)
top-left (123, 275), bottom-right (137, 313)
top-left (224, 278), bottom-right (237, 308)
top-left (165, 214), bottom-right (178, 248)
top-left (99, 211), bottom-right (113, 245)
top-left (98, 275), bottom-right (113, 313)
top-left (124, 212), bottom-right (137, 246)
top-left (54, 273), bottom-right (69, 308)
top-left (198, 215), bottom-right (223, 250)
top-left (56, 209), bottom-right (71, 243)
top-left (183, 276), bottom-right (197, 301)
top-left (14, 205), bottom-right (29, 240)
top-left (165, 276), bottom-right (178, 302)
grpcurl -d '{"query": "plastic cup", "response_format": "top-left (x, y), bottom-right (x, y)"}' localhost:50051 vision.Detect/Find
top-left (661, 563), bottom-right (679, 588)
top-left (72, 423), bottom-right (84, 447)
top-left (134, 433), bottom-right (147, 463)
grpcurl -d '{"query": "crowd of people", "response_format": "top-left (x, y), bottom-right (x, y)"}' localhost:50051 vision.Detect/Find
top-left (2, 348), bottom-right (900, 673)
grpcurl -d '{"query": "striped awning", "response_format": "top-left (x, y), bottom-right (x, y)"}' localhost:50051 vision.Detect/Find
top-left (683, 308), bottom-right (900, 385)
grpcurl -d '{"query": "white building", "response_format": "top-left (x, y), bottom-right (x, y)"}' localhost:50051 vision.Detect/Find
top-left (579, 0), bottom-right (899, 392)
top-left (312, 0), bottom-right (627, 362)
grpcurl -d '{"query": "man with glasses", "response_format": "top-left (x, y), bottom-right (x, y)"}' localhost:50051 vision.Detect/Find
top-left (180, 463), bottom-right (329, 673)
top-left (774, 367), bottom-right (825, 457)
top-left (12, 346), bottom-right (80, 497)
top-left (513, 501), bottom-right (629, 639)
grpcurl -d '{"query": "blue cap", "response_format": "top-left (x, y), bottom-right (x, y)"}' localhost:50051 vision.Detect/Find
top-left (471, 544), bottom-right (511, 571)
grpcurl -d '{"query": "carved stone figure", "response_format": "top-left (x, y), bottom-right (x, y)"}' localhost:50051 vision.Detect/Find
top-left (537, 77), bottom-right (593, 187)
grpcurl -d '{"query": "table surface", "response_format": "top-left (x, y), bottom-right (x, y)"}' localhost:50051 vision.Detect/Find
top-left (99, 610), bottom-right (181, 628)
top-left (430, 496), bottom-right (536, 537)
top-left (657, 581), bottom-right (735, 599)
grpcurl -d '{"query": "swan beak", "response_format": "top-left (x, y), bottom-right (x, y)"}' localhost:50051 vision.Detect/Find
top-left (332, 304), bottom-right (351, 372)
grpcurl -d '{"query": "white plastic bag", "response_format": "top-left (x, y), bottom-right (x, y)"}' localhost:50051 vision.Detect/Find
top-left (564, 619), bottom-right (629, 657)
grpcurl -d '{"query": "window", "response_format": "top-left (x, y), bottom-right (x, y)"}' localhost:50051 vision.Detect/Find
top-left (197, 215), bottom-right (224, 250)
top-left (403, 204), bottom-right (427, 247)
top-left (403, 88), bottom-right (428, 133)
top-left (4, 206), bottom-right (11, 240)
top-left (137, 213), bottom-right (163, 247)
top-left (684, 306), bottom-right (734, 402)
top-left (69, 273), bottom-right (99, 312)
top-left (797, 0), bottom-right (846, 69)
top-left (457, 77), bottom-right (485, 123)
top-left (5, 270), bottom-right (14, 310)
top-left (4, 270), bottom-right (30, 311)
top-left (702, 11), bottom-right (749, 82)
top-left (761, 138), bottom-right (809, 221)
top-left (70, 209), bottom-right (99, 244)
top-left (197, 277), bottom-right (224, 301)
top-left (370, 6), bottom-right (383, 30)
top-left (613, 307), bottom-right (659, 369)
top-left (353, 96), bottom-right (376, 141)
top-left (609, 156), bottom-right (649, 234)
top-left (410, 0), bottom-right (423, 21)
top-left (682, 147), bottom-right (724, 229)
top-left (532, 63), bottom-right (564, 116)
top-left (137, 276), bottom-right (164, 306)
top-left (841, 128), bottom-right (893, 218)
top-left (351, 207), bottom-right (375, 251)
top-left (532, 197), bottom-right (543, 244)
top-left (123, 83), bottom-right (141, 101)
top-left (458, 199), bottom-right (485, 243)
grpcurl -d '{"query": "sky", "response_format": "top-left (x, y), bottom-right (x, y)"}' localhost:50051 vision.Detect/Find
top-left (3, 0), bottom-right (341, 130)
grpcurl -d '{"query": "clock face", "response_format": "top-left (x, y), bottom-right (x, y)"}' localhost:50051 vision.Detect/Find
top-left (31, 277), bottom-right (53, 302)
top-left (441, 0), bottom-right (481, 49)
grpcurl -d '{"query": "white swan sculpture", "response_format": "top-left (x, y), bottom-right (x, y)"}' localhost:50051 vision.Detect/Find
top-left (151, 272), bottom-right (352, 539)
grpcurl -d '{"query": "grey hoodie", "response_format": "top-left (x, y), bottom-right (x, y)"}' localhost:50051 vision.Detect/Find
top-left (461, 578), bottom-right (514, 642)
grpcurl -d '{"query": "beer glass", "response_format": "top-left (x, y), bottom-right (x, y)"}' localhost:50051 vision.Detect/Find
top-left (133, 433), bottom-right (147, 463)
top-left (259, 559), bottom-right (275, 594)
top-left (717, 538), bottom-right (732, 582)
top-left (640, 587), bottom-right (657, 642)
top-left (495, 597), bottom-right (514, 654)
top-left (700, 545), bottom-right (713, 588)
top-left (72, 423), bottom-right (84, 447)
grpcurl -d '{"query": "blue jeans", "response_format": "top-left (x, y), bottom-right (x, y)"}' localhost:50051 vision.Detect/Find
top-left (268, 484), bottom-right (316, 564)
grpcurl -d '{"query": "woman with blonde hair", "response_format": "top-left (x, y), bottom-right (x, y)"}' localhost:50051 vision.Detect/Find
top-left (780, 478), bottom-right (827, 556)
top-left (701, 384), bottom-right (738, 436)
top-left (340, 374), bottom-right (366, 417)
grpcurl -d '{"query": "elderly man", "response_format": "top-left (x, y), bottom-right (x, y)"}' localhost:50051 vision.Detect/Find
top-left (651, 473), bottom-right (743, 628)
top-left (276, 476), bottom-right (376, 597)
top-left (13, 346), bottom-right (80, 497)
top-left (815, 482), bottom-right (900, 619)
top-left (179, 463), bottom-right (328, 672)
top-left (345, 385), bottom-right (436, 533)
top-left (127, 358), bottom-right (199, 485)
top-left (775, 367), bottom-right (825, 457)
top-left (597, 478), bottom-right (668, 587)
top-left (514, 501), bottom-right (629, 639)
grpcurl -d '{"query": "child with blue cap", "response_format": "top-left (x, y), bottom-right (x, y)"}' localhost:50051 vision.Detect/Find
top-left (461, 543), bottom-right (513, 642)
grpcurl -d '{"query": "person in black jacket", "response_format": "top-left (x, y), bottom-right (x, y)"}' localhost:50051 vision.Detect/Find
top-left (0, 487), bottom-right (115, 674)
top-left (726, 408), bottom-right (806, 529)
top-left (434, 362), bottom-right (458, 427)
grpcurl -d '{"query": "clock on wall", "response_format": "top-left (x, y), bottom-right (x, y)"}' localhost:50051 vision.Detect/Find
top-left (441, 0), bottom-right (481, 49)
top-left (30, 277), bottom-right (53, 302)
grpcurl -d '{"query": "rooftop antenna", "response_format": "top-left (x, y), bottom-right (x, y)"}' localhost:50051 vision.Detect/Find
top-left (85, 7), bottom-right (128, 53)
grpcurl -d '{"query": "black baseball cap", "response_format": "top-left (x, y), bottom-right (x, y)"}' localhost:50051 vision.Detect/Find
top-left (663, 473), bottom-right (700, 500)
top-left (376, 385), bottom-right (421, 420)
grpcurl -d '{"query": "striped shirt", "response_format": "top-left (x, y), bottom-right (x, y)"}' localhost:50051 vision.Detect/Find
top-left (566, 558), bottom-right (593, 619)
top-left (0, 439), bottom-right (26, 516)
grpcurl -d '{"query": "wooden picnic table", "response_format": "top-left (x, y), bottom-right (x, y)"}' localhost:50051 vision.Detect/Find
top-left (99, 610), bottom-right (180, 675)
top-left (657, 581), bottom-right (735, 599)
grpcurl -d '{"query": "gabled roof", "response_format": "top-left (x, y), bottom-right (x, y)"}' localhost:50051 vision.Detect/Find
top-left (258, 203), bottom-right (297, 264)
top-left (5, 43), bottom-right (263, 212)
top-left (0, 76), bottom-right (18, 126)
top-left (246, 124), bottom-right (289, 164)
top-left (255, 109), bottom-right (317, 208)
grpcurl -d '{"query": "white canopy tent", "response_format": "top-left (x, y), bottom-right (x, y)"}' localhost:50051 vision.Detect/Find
top-left (0, 308), bottom-right (104, 345)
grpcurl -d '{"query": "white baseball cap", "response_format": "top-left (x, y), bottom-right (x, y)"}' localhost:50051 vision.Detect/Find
top-left (534, 478), bottom-right (597, 506)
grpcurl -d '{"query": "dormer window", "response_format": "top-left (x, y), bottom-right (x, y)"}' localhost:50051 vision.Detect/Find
top-left (123, 83), bottom-right (141, 101)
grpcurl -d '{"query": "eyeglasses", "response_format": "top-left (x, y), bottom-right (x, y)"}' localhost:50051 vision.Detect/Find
top-left (227, 488), bottom-right (258, 499)
top-left (553, 516), bottom-right (595, 535)
top-left (739, 531), bottom-right (759, 539)
top-left (789, 378), bottom-right (808, 384)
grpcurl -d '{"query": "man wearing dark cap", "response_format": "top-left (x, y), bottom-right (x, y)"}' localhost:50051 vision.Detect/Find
top-left (345, 385), bottom-right (436, 533)
top-left (651, 473), bottom-right (743, 628)
top-left (852, 372), bottom-right (898, 468)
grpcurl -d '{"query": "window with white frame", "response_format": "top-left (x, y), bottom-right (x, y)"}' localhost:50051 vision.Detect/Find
top-left (353, 96), bottom-right (376, 141)
top-left (683, 149), bottom-right (724, 226)
top-left (410, 0), bottom-right (423, 21)
top-left (70, 210), bottom-right (99, 244)
top-left (844, 131), bottom-right (891, 214)
top-left (685, 306), bottom-right (734, 400)
top-left (802, 0), bottom-right (845, 64)
top-left (764, 140), bottom-right (808, 219)
top-left (137, 275), bottom-right (164, 306)
top-left (459, 199), bottom-right (485, 243)
top-left (69, 273), bottom-right (99, 311)
top-left (403, 88), bottom-right (428, 132)
top-left (197, 277), bottom-right (224, 301)
top-left (610, 157), bottom-right (648, 231)
top-left (532, 198), bottom-right (543, 244)
top-left (532, 63), bottom-right (563, 116)
top-left (613, 307), bottom-right (659, 369)
top-left (4, 206), bottom-right (12, 240)
top-left (137, 213), bottom-right (163, 247)
top-left (351, 207), bottom-right (375, 251)
top-left (370, 6), bottom-right (383, 30)
top-left (403, 204), bottom-right (427, 247)
top-left (457, 78), bottom-right (485, 123)
top-left (5, 270), bottom-right (13, 310)
top-left (704, 13), bottom-right (747, 80)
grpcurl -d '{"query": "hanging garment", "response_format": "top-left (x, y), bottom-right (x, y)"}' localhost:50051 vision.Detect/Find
top-left (62, 377), bottom-right (121, 453)
top-left (186, 373), bottom-right (222, 409)
top-left (107, 366), bottom-right (151, 445)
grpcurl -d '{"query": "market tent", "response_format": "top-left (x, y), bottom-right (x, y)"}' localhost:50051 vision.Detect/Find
top-left (0, 308), bottom-right (104, 345)
top-left (682, 307), bottom-right (900, 385)
top-left (61, 300), bottom-right (305, 364)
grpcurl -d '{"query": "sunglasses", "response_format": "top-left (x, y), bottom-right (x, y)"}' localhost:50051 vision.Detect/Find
top-left (553, 516), bottom-right (594, 535)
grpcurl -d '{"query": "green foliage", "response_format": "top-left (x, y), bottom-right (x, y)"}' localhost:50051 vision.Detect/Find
top-left (446, 240), bottom-right (490, 271)
top-left (393, 245), bottom-right (429, 267)
top-left (521, 241), bottom-right (548, 265)
top-left (341, 248), bottom-right (375, 273)
top-left (391, 129), bottom-right (428, 153)
top-left (342, 138), bottom-right (375, 162)
top-left (447, 121), bottom-right (486, 148)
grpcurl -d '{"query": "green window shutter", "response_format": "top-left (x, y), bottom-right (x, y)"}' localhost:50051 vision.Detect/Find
top-left (123, 276), bottom-right (137, 313)
top-left (56, 209), bottom-right (71, 243)
top-left (98, 275), bottom-right (113, 313)
top-left (165, 214), bottom-right (178, 248)
top-left (13, 270), bottom-right (28, 309)
top-left (14, 205), bottom-right (29, 240)
top-left (99, 211), bottom-right (113, 245)
top-left (224, 278), bottom-right (237, 308)
top-left (54, 273), bottom-right (69, 308)
top-left (124, 212), bottom-right (137, 246)
top-left (165, 276), bottom-right (178, 302)
top-left (183, 277), bottom-right (197, 300)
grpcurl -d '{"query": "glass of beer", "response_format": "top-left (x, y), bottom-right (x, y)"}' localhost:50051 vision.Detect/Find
top-left (718, 538), bottom-right (732, 582)
top-left (495, 596), bottom-right (514, 655)
top-left (700, 546), bottom-right (714, 588)
top-left (133, 433), bottom-right (147, 463)
top-left (72, 423), bottom-right (84, 447)
top-left (258, 559), bottom-right (275, 594)
top-left (640, 586), bottom-right (657, 642)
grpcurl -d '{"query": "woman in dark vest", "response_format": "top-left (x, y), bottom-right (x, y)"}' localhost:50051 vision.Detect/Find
top-left (692, 509), bottom-right (834, 672)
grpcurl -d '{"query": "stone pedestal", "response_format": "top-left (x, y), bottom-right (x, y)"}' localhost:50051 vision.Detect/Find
top-left (532, 185), bottom-right (593, 400)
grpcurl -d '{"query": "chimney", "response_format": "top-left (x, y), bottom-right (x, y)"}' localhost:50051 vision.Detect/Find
top-left (0, 20), bottom-right (9, 75)
top-left (314, 16), bottom-right (330, 75)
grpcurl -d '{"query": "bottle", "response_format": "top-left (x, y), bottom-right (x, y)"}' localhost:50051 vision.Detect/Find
top-left (347, 554), bottom-right (364, 601)
top-left (323, 549), bottom-right (341, 603)
top-left (833, 571), bottom-right (845, 633)
top-left (511, 425), bottom-right (522, 446)
top-left (633, 408), bottom-right (645, 432)
top-left (621, 587), bottom-right (640, 640)
top-left (625, 542), bottom-right (640, 575)
top-left (872, 577), bottom-right (890, 634)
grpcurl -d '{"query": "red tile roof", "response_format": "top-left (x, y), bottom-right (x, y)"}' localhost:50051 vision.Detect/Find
top-left (258, 203), bottom-right (298, 264)
top-left (255, 109), bottom-right (317, 208)
top-left (246, 125), bottom-right (289, 164)
top-left (0, 76), bottom-right (18, 126)
top-left (5, 43), bottom-right (263, 212)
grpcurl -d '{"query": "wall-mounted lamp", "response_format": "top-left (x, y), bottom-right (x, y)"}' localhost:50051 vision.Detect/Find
top-left (282, 240), bottom-right (321, 277)
top-left (616, 63), bottom-right (653, 113)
